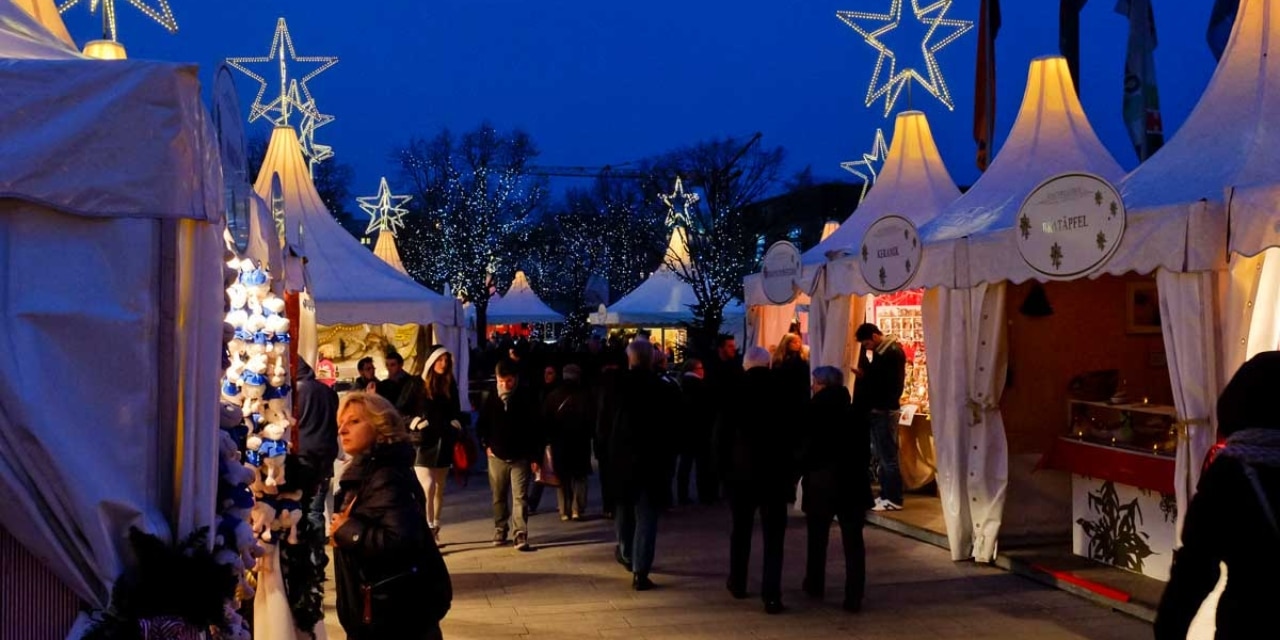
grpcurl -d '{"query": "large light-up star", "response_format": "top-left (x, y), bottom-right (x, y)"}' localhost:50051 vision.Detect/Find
top-left (841, 128), bottom-right (888, 202)
top-left (58, 0), bottom-right (177, 41)
top-left (660, 176), bottom-right (700, 228)
top-left (358, 177), bottom-right (412, 236)
top-left (226, 17), bottom-right (338, 126)
top-left (291, 83), bottom-right (335, 177)
top-left (837, 0), bottom-right (973, 116)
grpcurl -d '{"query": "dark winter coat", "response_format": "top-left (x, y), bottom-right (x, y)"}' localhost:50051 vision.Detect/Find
top-left (799, 385), bottom-right (874, 515)
top-left (774, 354), bottom-right (811, 412)
top-left (376, 371), bottom-right (426, 418)
top-left (295, 359), bottom-right (339, 475)
top-left (415, 382), bottom-right (463, 468)
top-left (602, 367), bottom-right (680, 507)
top-left (678, 373), bottom-right (715, 455)
top-left (543, 379), bottom-right (595, 479)
top-left (857, 338), bottom-right (906, 411)
top-left (332, 442), bottom-right (451, 637)
top-left (476, 385), bottom-right (542, 462)
top-left (717, 367), bottom-right (800, 504)
top-left (1154, 448), bottom-right (1280, 639)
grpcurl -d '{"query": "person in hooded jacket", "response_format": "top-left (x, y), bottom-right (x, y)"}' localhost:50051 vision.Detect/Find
top-left (718, 346), bottom-right (797, 614)
top-left (799, 366), bottom-right (872, 613)
top-left (1155, 351), bottom-right (1280, 640)
top-left (331, 392), bottom-right (451, 640)
top-left (409, 346), bottom-right (464, 543)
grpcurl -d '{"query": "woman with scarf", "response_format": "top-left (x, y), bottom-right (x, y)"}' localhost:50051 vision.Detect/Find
top-left (410, 346), bottom-right (464, 542)
top-left (331, 392), bottom-right (451, 640)
top-left (1155, 351), bottom-right (1280, 639)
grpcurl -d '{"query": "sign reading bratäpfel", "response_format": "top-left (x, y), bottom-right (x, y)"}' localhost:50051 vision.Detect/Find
top-left (1017, 173), bottom-right (1126, 279)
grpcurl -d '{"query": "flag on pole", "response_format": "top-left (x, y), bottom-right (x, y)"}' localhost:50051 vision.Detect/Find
top-left (1116, 0), bottom-right (1164, 161)
top-left (1207, 0), bottom-right (1240, 61)
top-left (973, 0), bottom-right (1001, 172)
top-left (1060, 1), bottom-right (1089, 92)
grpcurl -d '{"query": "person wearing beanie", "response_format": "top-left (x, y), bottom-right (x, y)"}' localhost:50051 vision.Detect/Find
top-left (1155, 351), bottom-right (1280, 639)
top-left (409, 346), bottom-right (464, 542)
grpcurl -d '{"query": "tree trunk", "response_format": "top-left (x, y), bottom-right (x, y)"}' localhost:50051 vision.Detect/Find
top-left (474, 300), bottom-right (489, 350)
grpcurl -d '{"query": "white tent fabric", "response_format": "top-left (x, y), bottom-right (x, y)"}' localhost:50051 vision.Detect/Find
top-left (372, 230), bottom-right (409, 276)
top-left (10, 0), bottom-right (74, 49)
top-left (254, 126), bottom-right (457, 328)
top-left (602, 227), bottom-right (746, 326)
top-left (487, 270), bottom-right (564, 324)
top-left (0, 12), bottom-right (224, 620)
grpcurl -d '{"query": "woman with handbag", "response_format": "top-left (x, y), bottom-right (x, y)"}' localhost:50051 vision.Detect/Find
top-left (332, 392), bottom-right (452, 640)
top-left (410, 346), bottom-right (464, 542)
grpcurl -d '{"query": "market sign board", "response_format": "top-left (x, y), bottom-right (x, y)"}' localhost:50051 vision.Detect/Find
top-left (761, 240), bottom-right (802, 304)
top-left (860, 215), bottom-right (922, 292)
top-left (1017, 173), bottom-right (1126, 280)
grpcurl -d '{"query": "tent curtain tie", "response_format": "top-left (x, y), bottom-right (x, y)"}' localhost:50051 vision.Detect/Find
top-left (1172, 417), bottom-right (1211, 441)
top-left (967, 397), bottom-right (1000, 425)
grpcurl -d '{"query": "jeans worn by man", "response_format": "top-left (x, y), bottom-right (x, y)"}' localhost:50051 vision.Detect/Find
top-left (488, 454), bottom-right (531, 545)
top-left (852, 323), bottom-right (907, 511)
top-left (615, 489), bottom-right (659, 578)
top-left (868, 410), bottom-right (903, 506)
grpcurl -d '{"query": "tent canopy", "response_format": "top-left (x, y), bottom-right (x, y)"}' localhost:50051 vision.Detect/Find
top-left (488, 270), bottom-right (563, 324)
top-left (254, 126), bottom-right (457, 327)
top-left (600, 227), bottom-right (744, 326)
top-left (918, 56), bottom-right (1125, 287)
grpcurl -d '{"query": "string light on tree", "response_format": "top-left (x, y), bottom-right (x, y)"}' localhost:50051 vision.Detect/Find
top-left (226, 17), bottom-right (338, 126)
top-left (358, 177), bottom-right (412, 236)
top-left (58, 0), bottom-right (177, 41)
top-left (837, 0), bottom-right (973, 116)
top-left (840, 128), bottom-right (888, 202)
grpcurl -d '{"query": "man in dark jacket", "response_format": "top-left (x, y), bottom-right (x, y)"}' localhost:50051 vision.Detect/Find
top-left (719, 346), bottom-right (796, 614)
top-left (852, 323), bottom-right (907, 511)
top-left (295, 358), bottom-right (340, 534)
top-left (476, 359), bottom-right (542, 551)
top-left (603, 340), bottom-right (680, 591)
top-left (676, 359), bottom-right (718, 505)
top-left (376, 351), bottom-right (425, 418)
top-left (799, 366), bottom-right (872, 613)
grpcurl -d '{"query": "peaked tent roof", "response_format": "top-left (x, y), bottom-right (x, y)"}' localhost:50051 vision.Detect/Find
top-left (11, 0), bottom-right (74, 49)
top-left (602, 227), bottom-right (744, 325)
top-left (918, 56), bottom-right (1125, 287)
top-left (372, 230), bottom-right (409, 275)
top-left (254, 125), bottom-right (457, 326)
top-left (1124, 0), bottom-right (1280, 259)
top-left (487, 270), bottom-right (563, 324)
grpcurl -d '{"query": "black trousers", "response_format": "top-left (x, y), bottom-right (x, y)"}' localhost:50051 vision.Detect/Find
top-left (676, 440), bottom-right (718, 504)
top-left (728, 494), bottom-right (787, 602)
top-left (597, 457), bottom-right (616, 514)
top-left (804, 506), bottom-right (866, 603)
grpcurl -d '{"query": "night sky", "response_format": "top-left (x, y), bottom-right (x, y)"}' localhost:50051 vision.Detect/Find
top-left (60, 1), bottom-right (1220, 202)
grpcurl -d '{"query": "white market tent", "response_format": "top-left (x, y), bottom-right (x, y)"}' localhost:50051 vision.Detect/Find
top-left (255, 125), bottom-right (471, 407)
top-left (916, 56), bottom-right (1125, 563)
top-left (0, 4), bottom-right (225, 636)
top-left (487, 270), bottom-right (564, 325)
top-left (372, 229), bottom-right (410, 275)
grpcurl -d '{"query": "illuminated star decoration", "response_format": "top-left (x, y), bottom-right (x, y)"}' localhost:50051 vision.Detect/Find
top-left (660, 176), bottom-right (700, 229)
top-left (358, 177), bottom-right (412, 236)
top-left (840, 128), bottom-right (889, 202)
top-left (226, 17), bottom-right (338, 126)
top-left (291, 83), bottom-right (335, 178)
top-left (837, 0), bottom-right (973, 117)
top-left (58, 0), bottom-right (177, 41)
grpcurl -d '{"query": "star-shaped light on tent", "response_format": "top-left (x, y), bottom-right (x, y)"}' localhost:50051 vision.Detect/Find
top-left (659, 176), bottom-right (699, 229)
top-left (58, 0), bottom-right (177, 41)
top-left (840, 128), bottom-right (888, 202)
top-left (291, 83), bottom-right (336, 178)
top-left (837, 0), bottom-right (973, 117)
top-left (226, 17), bottom-right (338, 126)
top-left (358, 177), bottom-right (412, 236)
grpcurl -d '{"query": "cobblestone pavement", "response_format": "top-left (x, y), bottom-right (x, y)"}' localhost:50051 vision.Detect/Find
top-left (324, 477), bottom-right (1153, 639)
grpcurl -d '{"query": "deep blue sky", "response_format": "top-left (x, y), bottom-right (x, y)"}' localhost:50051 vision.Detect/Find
top-left (61, 1), bottom-right (1219, 201)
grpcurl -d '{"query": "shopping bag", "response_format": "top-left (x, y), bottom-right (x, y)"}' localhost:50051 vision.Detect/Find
top-left (534, 445), bottom-right (560, 487)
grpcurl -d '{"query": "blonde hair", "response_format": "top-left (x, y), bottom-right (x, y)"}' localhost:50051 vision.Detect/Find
top-left (771, 333), bottom-right (806, 366)
top-left (338, 391), bottom-right (410, 445)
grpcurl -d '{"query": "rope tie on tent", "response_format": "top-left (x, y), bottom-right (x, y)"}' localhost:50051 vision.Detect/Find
top-left (967, 398), bottom-right (1000, 425)
top-left (1172, 417), bottom-right (1211, 441)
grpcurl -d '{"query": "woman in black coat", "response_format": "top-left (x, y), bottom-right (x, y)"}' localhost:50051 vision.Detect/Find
top-left (332, 392), bottom-right (451, 640)
top-left (1155, 351), bottom-right (1280, 639)
top-left (544, 364), bottom-right (595, 520)
top-left (799, 366), bottom-right (872, 613)
top-left (410, 346), bottom-right (464, 541)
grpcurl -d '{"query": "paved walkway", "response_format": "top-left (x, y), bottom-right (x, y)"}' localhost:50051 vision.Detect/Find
top-left (323, 476), bottom-right (1153, 639)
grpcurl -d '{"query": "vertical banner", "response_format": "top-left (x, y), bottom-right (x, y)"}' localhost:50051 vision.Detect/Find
top-left (1116, 0), bottom-right (1165, 161)
top-left (973, 0), bottom-right (1001, 171)
top-left (1060, 1), bottom-right (1088, 91)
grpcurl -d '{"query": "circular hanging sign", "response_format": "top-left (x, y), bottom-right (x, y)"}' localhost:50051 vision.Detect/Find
top-left (860, 215), bottom-right (922, 292)
top-left (1016, 173), bottom-right (1125, 280)
top-left (761, 241), bottom-right (803, 304)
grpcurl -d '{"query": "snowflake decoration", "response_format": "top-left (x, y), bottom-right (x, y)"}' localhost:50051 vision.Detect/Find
top-left (1050, 242), bottom-right (1064, 270)
top-left (840, 128), bottom-right (889, 202)
top-left (660, 176), bottom-right (699, 228)
top-left (879, 266), bottom-right (888, 287)
top-left (1109, 201), bottom-right (1119, 218)
top-left (58, 0), bottom-right (177, 42)
top-left (226, 18), bottom-right (338, 126)
top-left (1019, 213), bottom-right (1031, 240)
top-left (1097, 231), bottom-right (1108, 252)
top-left (837, 0), bottom-right (973, 117)
top-left (358, 177), bottom-right (412, 236)
top-left (862, 244), bottom-right (869, 262)
top-left (1094, 191), bottom-right (1104, 206)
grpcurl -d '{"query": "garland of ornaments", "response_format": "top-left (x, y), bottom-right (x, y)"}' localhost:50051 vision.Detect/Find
top-left (216, 255), bottom-right (302, 638)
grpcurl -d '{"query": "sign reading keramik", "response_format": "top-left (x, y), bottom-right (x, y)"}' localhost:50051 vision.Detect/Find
top-left (1017, 173), bottom-right (1125, 280)
top-left (761, 241), bottom-right (802, 304)
top-left (861, 215), bottom-right (921, 292)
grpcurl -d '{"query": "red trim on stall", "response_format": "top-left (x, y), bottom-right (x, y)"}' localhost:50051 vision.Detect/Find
top-left (1037, 437), bottom-right (1176, 495)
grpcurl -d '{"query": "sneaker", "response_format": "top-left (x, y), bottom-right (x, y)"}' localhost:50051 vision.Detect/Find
top-left (514, 532), bottom-right (532, 552)
top-left (429, 524), bottom-right (441, 543)
top-left (492, 530), bottom-right (508, 546)
top-left (872, 499), bottom-right (903, 512)
top-left (632, 573), bottom-right (655, 591)
top-left (560, 514), bottom-right (570, 522)
top-left (615, 546), bottom-right (632, 572)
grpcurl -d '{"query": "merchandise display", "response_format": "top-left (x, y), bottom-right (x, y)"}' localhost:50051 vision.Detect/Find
top-left (869, 290), bottom-right (928, 414)
top-left (1067, 399), bottom-right (1178, 456)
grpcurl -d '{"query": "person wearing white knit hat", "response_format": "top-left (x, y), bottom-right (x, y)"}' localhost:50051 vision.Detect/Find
top-left (407, 345), bottom-right (464, 542)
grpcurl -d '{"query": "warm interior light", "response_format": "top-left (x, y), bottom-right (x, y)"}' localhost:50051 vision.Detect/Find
top-left (82, 39), bottom-right (127, 60)
top-left (821, 220), bottom-right (840, 241)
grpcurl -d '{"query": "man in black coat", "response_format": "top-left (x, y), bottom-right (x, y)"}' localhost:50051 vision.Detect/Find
top-left (675, 359), bottom-right (718, 505)
top-left (718, 346), bottom-right (797, 614)
top-left (376, 351), bottom-right (425, 418)
top-left (295, 358), bottom-right (340, 534)
top-left (476, 360), bottom-right (542, 551)
top-left (799, 366), bottom-right (872, 613)
top-left (602, 340), bottom-right (680, 591)
top-left (852, 323), bottom-right (907, 511)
